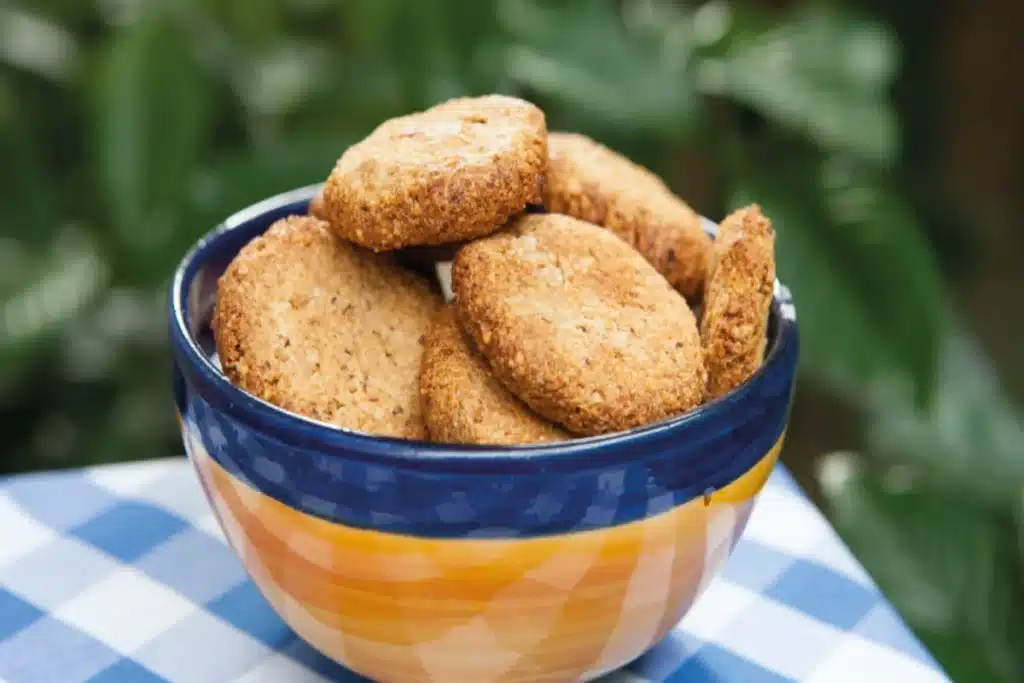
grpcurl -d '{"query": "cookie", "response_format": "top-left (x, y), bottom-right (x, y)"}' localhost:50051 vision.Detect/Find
top-left (420, 306), bottom-right (570, 445)
top-left (308, 186), bottom-right (328, 221)
top-left (213, 215), bottom-right (442, 438)
top-left (543, 132), bottom-right (711, 300)
top-left (453, 214), bottom-right (706, 436)
top-left (700, 204), bottom-right (776, 400)
top-left (322, 94), bottom-right (547, 251)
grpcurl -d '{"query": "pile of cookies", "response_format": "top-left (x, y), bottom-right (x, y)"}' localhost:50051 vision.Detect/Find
top-left (212, 94), bottom-right (776, 446)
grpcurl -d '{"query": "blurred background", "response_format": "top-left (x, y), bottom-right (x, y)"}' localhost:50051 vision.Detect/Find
top-left (0, 0), bottom-right (1021, 680)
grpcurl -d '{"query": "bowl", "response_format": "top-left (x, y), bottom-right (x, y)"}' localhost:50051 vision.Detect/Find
top-left (169, 184), bottom-right (799, 683)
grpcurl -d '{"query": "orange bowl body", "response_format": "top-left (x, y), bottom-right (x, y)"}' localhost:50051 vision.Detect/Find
top-left (185, 429), bottom-right (781, 683)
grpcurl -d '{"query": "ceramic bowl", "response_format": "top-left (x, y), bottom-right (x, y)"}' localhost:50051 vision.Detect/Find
top-left (169, 184), bottom-right (799, 683)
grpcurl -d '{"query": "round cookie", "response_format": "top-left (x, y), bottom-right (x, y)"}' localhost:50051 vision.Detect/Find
top-left (322, 94), bottom-right (547, 251)
top-left (420, 306), bottom-right (570, 445)
top-left (543, 132), bottom-right (711, 300)
top-left (700, 204), bottom-right (776, 400)
top-left (213, 215), bottom-right (442, 438)
top-left (453, 213), bottom-right (706, 436)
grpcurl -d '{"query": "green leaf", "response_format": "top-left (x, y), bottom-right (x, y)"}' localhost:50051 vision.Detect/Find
top-left (342, 0), bottom-right (407, 53)
top-left (0, 81), bottom-right (59, 244)
top-left (224, 0), bottom-right (282, 47)
top-left (60, 287), bottom-right (167, 384)
top-left (438, 0), bottom-right (508, 93)
top-left (819, 452), bottom-right (1024, 683)
top-left (0, 230), bottom-right (108, 389)
top-left (186, 134), bottom-right (356, 236)
top-left (819, 157), bottom-right (948, 404)
top-left (289, 56), bottom-right (405, 137)
top-left (701, 7), bottom-right (899, 164)
top-left (236, 41), bottom-right (334, 120)
top-left (865, 331), bottom-right (1024, 506)
top-left (499, 0), bottom-right (698, 139)
top-left (387, 3), bottom-right (466, 107)
top-left (733, 152), bottom-right (947, 404)
top-left (93, 9), bottom-right (213, 252)
top-left (342, 0), bottom-right (470, 109)
top-left (0, 8), bottom-right (79, 83)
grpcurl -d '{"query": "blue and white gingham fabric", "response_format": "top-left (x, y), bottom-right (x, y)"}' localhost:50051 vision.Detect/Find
top-left (0, 458), bottom-right (951, 683)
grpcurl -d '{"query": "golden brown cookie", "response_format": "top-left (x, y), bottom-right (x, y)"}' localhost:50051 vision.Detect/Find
top-left (213, 215), bottom-right (442, 438)
top-left (543, 132), bottom-right (711, 300)
top-left (322, 94), bottom-right (547, 251)
top-left (308, 186), bottom-right (328, 221)
top-left (453, 214), bottom-right (706, 436)
top-left (420, 306), bottom-right (570, 445)
top-left (700, 204), bottom-right (776, 400)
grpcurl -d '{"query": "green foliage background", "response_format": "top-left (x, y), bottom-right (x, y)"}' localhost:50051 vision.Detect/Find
top-left (0, 1), bottom-right (1021, 681)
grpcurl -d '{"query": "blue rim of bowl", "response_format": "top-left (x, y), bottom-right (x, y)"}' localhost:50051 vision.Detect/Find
top-left (170, 183), bottom-right (799, 476)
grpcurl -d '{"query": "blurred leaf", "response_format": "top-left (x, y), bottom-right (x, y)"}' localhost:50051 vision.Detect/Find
top-left (0, 239), bottom-right (33, 297)
top-left (93, 9), bottom-right (213, 255)
top-left (439, 1), bottom-right (509, 93)
top-left (820, 452), bottom-right (1024, 682)
top-left (186, 134), bottom-right (356, 234)
top-left (236, 41), bottom-right (334, 120)
top-left (686, 0), bottom-right (734, 51)
top-left (96, 0), bottom-right (153, 27)
top-left (390, 6), bottom-right (463, 108)
top-left (700, 7), bottom-right (899, 164)
top-left (295, 57), bottom-right (405, 133)
top-left (341, 0), bottom-right (505, 100)
top-left (0, 230), bottom-right (108, 387)
top-left (12, 0), bottom-right (96, 31)
top-left (342, 0), bottom-right (406, 52)
top-left (92, 383), bottom-right (176, 465)
top-left (60, 287), bottom-right (167, 383)
top-left (500, 0), bottom-right (698, 138)
top-left (0, 7), bottom-right (79, 83)
top-left (224, 0), bottom-right (282, 46)
top-left (343, 1), bottom-right (469, 108)
top-left (733, 153), bottom-right (946, 404)
top-left (620, 0), bottom-right (694, 69)
top-left (866, 331), bottom-right (1024, 506)
top-left (0, 92), bottom-right (59, 243)
top-left (818, 157), bottom-right (948, 404)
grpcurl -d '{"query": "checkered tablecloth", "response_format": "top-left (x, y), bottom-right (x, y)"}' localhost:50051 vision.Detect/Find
top-left (0, 457), bottom-right (950, 683)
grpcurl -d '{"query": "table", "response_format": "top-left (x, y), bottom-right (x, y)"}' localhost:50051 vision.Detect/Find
top-left (0, 457), bottom-right (951, 683)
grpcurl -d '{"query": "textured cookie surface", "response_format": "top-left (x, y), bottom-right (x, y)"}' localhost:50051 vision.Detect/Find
top-left (308, 186), bottom-right (328, 221)
top-left (322, 95), bottom-right (547, 251)
top-left (213, 216), bottom-right (442, 438)
top-left (420, 306), bottom-right (570, 445)
top-left (453, 214), bottom-right (706, 436)
top-left (312, 186), bottom-right (447, 294)
top-left (543, 132), bottom-right (711, 300)
top-left (701, 204), bottom-right (776, 400)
